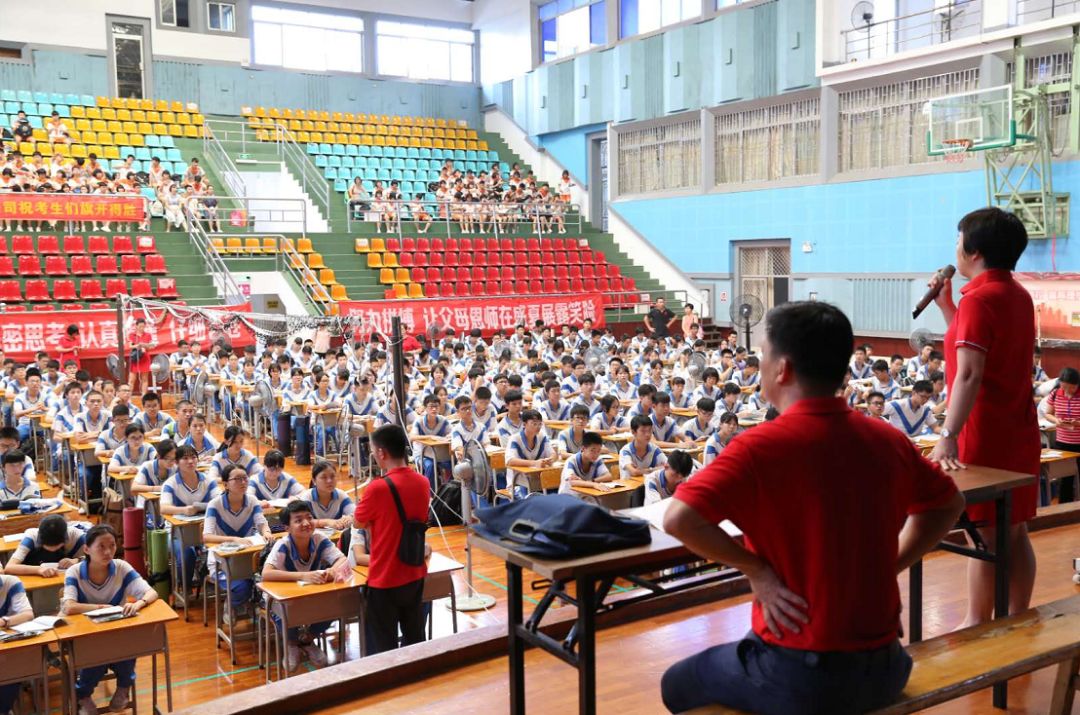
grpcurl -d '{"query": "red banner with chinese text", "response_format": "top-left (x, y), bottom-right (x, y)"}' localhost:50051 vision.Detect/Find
top-left (1016, 272), bottom-right (1080, 341)
top-left (339, 294), bottom-right (606, 338)
top-left (0, 304), bottom-right (254, 363)
top-left (0, 194), bottom-right (145, 222)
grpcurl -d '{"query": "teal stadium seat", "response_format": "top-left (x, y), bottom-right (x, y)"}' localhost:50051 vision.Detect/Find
top-left (346, 145), bottom-right (358, 157)
top-left (307, 143), bottom-right (318, 154)
top-left (64, 93), bottom-right (80, 105)
top-left (80, 95), bottom-right (95, 106)
top-left (17, 90), bottom-right (32, 103)
top-left (33, 92), bottom-right (47, 103)
top-left (0, 90), bottom-right (16, 102)
top-left (145, 136), bottom-right (160, 147)
top-left (160, 136), bottom-right (176, 148)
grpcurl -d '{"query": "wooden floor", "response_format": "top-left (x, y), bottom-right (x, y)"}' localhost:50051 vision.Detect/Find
top-left (35, 427), bottom-right (1080, 714)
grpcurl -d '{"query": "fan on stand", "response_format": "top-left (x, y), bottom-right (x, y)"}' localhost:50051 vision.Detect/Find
top-left (106, 354), bottom-right (123, 381)
top-left (450, 440), bottom-right (497, 612)
top-left (686, 350), bottom-right (708, 390)
top-left (247, 380), bottom-right (276, 457)
top-left (490, 337), bottom-right (511, 362)
top-left (190, 371), bottom-right (212, 412)
top-left (849, 0), bottom-right (875, 57)
top-left (428, 321), bottom-right (444, 360)
top-left (584, 346), bottom-right (607, 376)
top-left (729, 295), bottom-right (765, 353)
top-left (909, 327), bottom-right (935, 355)
top-left (149, 355), bottom-right (171, 395)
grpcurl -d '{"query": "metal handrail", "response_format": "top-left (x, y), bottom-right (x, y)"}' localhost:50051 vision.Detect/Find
top-left (277, 239), bottom-right (329, 315)
top-left (183, 204), bottom-right (244, 305)
top-left (841, 0), bottom-right (983, 61)
top-left (186, 194), bottom-right (309, 234)
top-left (268, 123), bottom-right (331, 222)
top-left (344, 197), bottom-right (584, 239)
top-left (202, 119), bottom-right (248, 198)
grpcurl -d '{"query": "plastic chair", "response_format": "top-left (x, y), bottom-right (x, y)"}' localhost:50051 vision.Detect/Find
top-left (0, 280), bottom-right (22, 302)
top-left (145, 254), bottom-right (167, 273)
top-left (0, 257), bottom-right (14, 277)
top-left (95, 255), bottom-right (119, 275)
top-left (121, 255), bottom-right (143, 274)
top-left (113, 235), bottom-right (134, 254)
top-left (45, 256), bottom-right (69, 276)
top-left (18, 255), bottom-right (42, 276)
top-left (156, 278), bottom-right (179, 299)
top-left (135, 235), bottom-right (157, 253)
top-left (105, 279), bottom-right (128, 298)
top-left (131, 279), bottom-right (153, 298)
top-left (11, 235), bottom-right (33, 254)
top-left (25, 280), bottom-right (50, 302)
top-left (63, 234), bottom-right (87, 254)
top-left (37, 235), bottom-right (60, 254)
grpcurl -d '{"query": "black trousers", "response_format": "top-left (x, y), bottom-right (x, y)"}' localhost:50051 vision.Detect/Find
top-left (1055, 438), bottom-right (1079, 502)
top-left (364, 578), bottom-right (425, 655)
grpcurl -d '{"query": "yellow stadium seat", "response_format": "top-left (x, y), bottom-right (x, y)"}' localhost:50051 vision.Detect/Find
top-left (91, 119), bottom-right (107, 132)
top-left (130, 135), bottom-right (144, 147)
top-left (70, 105), bottom-right (85, 118)
top-left (288, 253), bottom-right (305, 270)
top-left (162, 111), bottom-right (176, 124)
top-left (382, 253), bottom-right (398, 268)
top-left (279, 238), bottom-right (295, 253)
top-left (391, 284), bottom-right (407, 299)
top-left (103, 146), bottom-right (119, 159)
top-left (309, 132), bottom-right (322, 143)
top-left (211, 237), bottom-right (225, 254)
top-left (96, 96), bottom-right (109, 107)
top-left (268, 108), bottom-right (281, 119)
top-left (366, 253), bottom-right (383, 268)
top-left (319, 269), bottom-right (336, 285)
top-left (307, 253), bottom-right (326, 269)
top-left (147, 110), bottom-right (160, 122)
top-left (171, 101), bottom-right (184, 113)
top-left (153, 123), bottom-right (167, 136)
top-left (18, 141), bottom-right (33, 155)
top-left (370, 238), bottom-right (386, 253)
top-left (37, 144), bottom-right (52, 156)
top-left (102, 108), bottom-right (116, 121)
top-left (153, 99), bottom-right (166, 111)
top-left (71, 145), bottom-right (86, 158)
top-left (303, 270), bottom-right (319, 287)
top-left (192, 113), bottom-right (204, 125)
top-left (226, 237), bottom-right (244, 254)
top-left (408, 283), bottom-right (424, 299)
top-left (379, 268), bottom-right (394, 284)
top-left (296, 238), bottom-right (313, 253)
top-left (177, 113), bottom-right (191, 125)
top-left (394, 268), bottom-right (409, 283)
top-left (297, 131), bottom-right (310, 143)
top-left (330, 284), bottom-right (348, 301)
top-left (282, 109), bottom-right (294, 120)
top-left (327, 122), bottom-right (339, 133)
top-left (244, 238), bottom-right (263, 254)
top-left (354, 238), bottom-right (369, 253)
top-left (138, 99), bottom-right (152, 110)
top-left (114, 133), bottom-right (129, 146)
top-left (261, 237), bottom-right (278, 253)
top-left (86, 108), bottom-right (101, 120)
top-left (131, 110), bottom-right (146, 122)
top-left (116, 109), bottom-right (131, 121)
top-left (99, 133), bottom-right (114, 146)
top-left (169, 125), bottom-right (182, 137)
top-left (31, 128), bottom-right (46, 142)
top-left (184, 126), bottom-right (199, 138)
top-left (88, 145), bottom-right (104, 157)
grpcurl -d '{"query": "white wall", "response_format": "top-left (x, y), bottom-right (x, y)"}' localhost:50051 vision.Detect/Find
top-left (289, 0), bottom-right (476, 24)
top-left (471, 0), bottom-right (533, 86)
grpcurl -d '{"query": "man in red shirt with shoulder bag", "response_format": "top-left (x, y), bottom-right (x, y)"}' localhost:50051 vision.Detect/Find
top-left (661, 302), bottom-right (966, 715)
top-left (354, 424), bottom-right (431, 654)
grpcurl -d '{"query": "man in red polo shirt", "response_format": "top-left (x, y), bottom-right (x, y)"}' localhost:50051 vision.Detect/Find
top-left (354, 424), bottom-right (431, 654)
top-left (661, 302), bottom-right (965, 715)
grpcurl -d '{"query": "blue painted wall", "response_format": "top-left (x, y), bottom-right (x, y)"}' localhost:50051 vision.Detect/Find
top-left (615, 164), bottom-right (1077, 276)
top-left (532, 122), bottom-right (607, 186)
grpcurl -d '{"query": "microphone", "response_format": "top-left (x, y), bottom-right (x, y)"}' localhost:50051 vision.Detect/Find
top-left (912, 265), bottom-right (956, 319)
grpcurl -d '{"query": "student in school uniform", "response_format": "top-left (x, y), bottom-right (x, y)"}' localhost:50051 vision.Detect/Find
top-left (0, 573), bottom-right (35, 713)
top-left (650, 393), bottom-right (681, 448)
top-left (162, 399), bottom-right (195, 443)
top-left (731, 356), bottom-right (761, 388)
top-left (160, 445), bottom-right (220, 593)
top-left (536, 379), bottom-right (571, 426)
top-left (626, 384), bottom-right (657, 420)
top-left (914, 350), bottom-right (944, 382)
top-left (472, 386), bottom-right (499, 434)
top-left (505, 410), bottom-right (556, 498)
top-left (410, 395), bottom-right (452, 487)
top-left (62, 524), bottom-right (159, 715)
top-left (865, 391), bottom-right (889, 423)
top-left (106, 423), bottom-right (155, 496)
top-left (691, 368), bottom-right (724, 404)
top-left (619, 416), bottom-right (668, 478)
top-left (669, 377), bottom-right (693, 410)
top-left (679, 398), bottom-right (717, 444)
top-left (849, 345), bottom-right (872, 381)
top-left (450, 395), bottom-right (489, 461)
top-left (304, 461), bottom-right (355, 530)
top-left (556, 404), bottom-right (591, 456)
top-left (1, 449), bottom-right (40, 500)
top-left (131, 439), bottom-right (177, 522)
top-left (589, 394), bottom-right (628, 435)
top-left (558, 432), bottom-right (612, 496)
top-left (645, 450), bottom-right (694, 505)
top-left (609, 366), bottom-right (638, 402)
top-left (262, 500), bottom-right (349, 671)
top-left (208, 426), bottom-right (261, 482)
top-left (883, 380), bottom-right (941, 437)
top-left (179, 412), bottom-right (219, 462)
top-left (496, 390), bottom-right (526, 444)
top-left (703, 413), bottom-right (739, 467)
top-left (135, 392), bottom-right (174, 440)
top-left (4, 513), bottom-right (86, 576)
top-left (717, 383), bottom-right (744, 417)
top-left (203, 463), bottom-right (272, 619)
top-left (248, 450), bottom-right (304, 508)
top-left (306, 372), bottom-right (342, 455)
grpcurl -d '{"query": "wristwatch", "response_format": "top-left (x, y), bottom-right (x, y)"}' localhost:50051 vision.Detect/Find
top-left (941, 427), bottom-right (954, 439)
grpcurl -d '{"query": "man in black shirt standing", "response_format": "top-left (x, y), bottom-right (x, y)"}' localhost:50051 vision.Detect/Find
top-left (645, 297), bottom-right (676, 340)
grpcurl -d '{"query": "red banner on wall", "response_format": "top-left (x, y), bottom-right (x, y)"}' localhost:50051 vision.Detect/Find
top-left (1016, 272), bottom-right (1080, 342)
top-left (339, 294), bottom-right (606, 338)
top-left (0, 194), bottom-right (145, 222)
top-left (0, 304), bottom-right (254, 363)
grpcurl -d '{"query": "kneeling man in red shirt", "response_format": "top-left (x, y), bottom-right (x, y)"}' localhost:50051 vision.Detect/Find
top-left (662, 302), bottom-right (965, 714)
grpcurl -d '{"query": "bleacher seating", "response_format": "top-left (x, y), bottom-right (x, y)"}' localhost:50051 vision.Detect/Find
top-left (1, 89), bottom-right (201, 174)
top-left (208, 235), bottom-right (350, 302)
top-left (0, 233), bottom-right (174, 307)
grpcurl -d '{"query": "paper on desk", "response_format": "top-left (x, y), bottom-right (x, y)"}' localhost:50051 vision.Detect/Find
top-left (83, 606), bottom-right (123, 618)
top-left (247, 534), bottom-right (267, 547)
top-left (622, 499), bottom-right (742, 538)
top-left (268, 498), bottom-right (292, 509)
top-left (11, 615), bottom-right (64, 633)
top-left (1043, 450), bottom-right (1064, 458)
top-left (172, 514), bottom-right (204, 522)
top-left (2, 533), bottom-right (23, 543)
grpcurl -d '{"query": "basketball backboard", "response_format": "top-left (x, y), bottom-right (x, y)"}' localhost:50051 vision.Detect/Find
top-left (925, 84), bottom-right (1016, 155)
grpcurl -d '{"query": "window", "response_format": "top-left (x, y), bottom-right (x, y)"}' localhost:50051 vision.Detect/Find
top-left (208, 2), bottom-right (235, 32)
top-left (616, 116), bottom-right (701, 195)
top-left (620, 0), bottom-right (701, 38)
top-left (539, 0), bottom-right (607, 63)
top-left (159, 0), bottom-right (190, 28)
top-left (714, 98), bottom-right (821, 185)
top-left (251, 5), bottom-right (363, 73)
top-left (376, 21), bottom-right (475, 82)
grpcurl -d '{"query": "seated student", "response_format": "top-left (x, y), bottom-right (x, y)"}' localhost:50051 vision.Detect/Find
top-left (306, 372), bottom-right (342, 455)
top-left (559, 432), bottom-right (612, 496)
top-left (203, 463), bottom-right (272, 619)
top-left (107, 423), bottom-right (154, 481)
top-left (5, 513), bottom-right (86, 576)
top-left (703, 413), bottom-right (739, 467)
top-left (914, 350), bottom-right (944, 382)
top-left (645, 449), bottom-right (694, 505)
top-left (472, 386), bottom-right (499, 434)
top-left (162, 399), bottom-right (195, 442)
top-left (743, 385), bottom-right (770, 413)
top-left (62, 524), bottom-right (158, 715)
top-left (536, 379), bottom-right (570, 425)
top-left (180, 412), bottom-right (219, 462)
top-left (865, 391), bottom-right (889, 423)
top-left (849, 344), bottom-right (872, 381)
top-left (669, 376), bottom-right (693, 409)
top-left (208, 425), bottom-right (260, 482)
top-left (590, 394), bottom-right (628, 435)
top-left (610, 365), bottom-right (638, 402)
top-left (570, 373), bottom-right (602, 417)
top-left (691, 367), bottom-right (723, 403)
top-left (928, 370), bottom-right (948, 416)
top-left (731, 355), bottom-right (760, 388)
top-left (883, 380), bottom-right (941, 438)
top-left (135, 391), bottom-right (174, 440)
top-left (132, 439), bottom-right (177, 518)
top-left (865, 359), bottom-right (901, 400)
top-left (305, 461), bottom-right (355, 530)
top-left (650, 393), bottom-right (681, 448)
top-left (619, 415), bottom-right (668, 478)
top-left (262, 500), bottom-right (348, 671)
top-left (679, 398), bottom-right (717, 443)
top-left (0, 449), bottom-right (40, 500)
top-left (0, 573), bottom-right (35, 713)
top-left (626, 384), bottom-right (657, 420)
top-left (248, 450), bottom-right (303, 508)
top-left (451, 395), bottom-right (489, 461)
top-left (496, 389), bottom-right (525, 444)
top-left (556, 404), bottom-right (592, 456)
top-left (717, 383), bottom-right (744, 417)
top-left (560, 359), bottom-right (587, 396)
top-left (410, 394), bottom-right (452, 486)
top-left (160, 445), bottom-right (220, 593)
top-left (505, 409), bottom-right (556, 498)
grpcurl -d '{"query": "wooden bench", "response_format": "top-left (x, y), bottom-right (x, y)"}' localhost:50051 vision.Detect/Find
top-left (683, 594), bottom-right (1080, 715)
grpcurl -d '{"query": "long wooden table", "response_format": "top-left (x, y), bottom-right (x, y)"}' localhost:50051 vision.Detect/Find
top-left (0, 625), bottom-right (54, 712)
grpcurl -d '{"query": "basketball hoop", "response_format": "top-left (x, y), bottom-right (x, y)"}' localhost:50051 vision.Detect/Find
top-left (941, 138), bottom-right (973, 164)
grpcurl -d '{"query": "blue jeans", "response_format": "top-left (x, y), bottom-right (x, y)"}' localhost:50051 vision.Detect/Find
top-left (216, 570), bottom-right (253, 609)
top-left (76, 659), bottom-right (136, 698)
top-left (172, 538), bottom-right (199, 591)
top-left (660, 632), bottom-right (912, 715)
top-left (419, 457), bottom-right (451, 490)
top-left (314, 424), bottom-right (337, 455)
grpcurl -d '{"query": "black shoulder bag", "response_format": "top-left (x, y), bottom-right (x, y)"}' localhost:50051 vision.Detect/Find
top-left (384, 477), bottom-right (427, 567)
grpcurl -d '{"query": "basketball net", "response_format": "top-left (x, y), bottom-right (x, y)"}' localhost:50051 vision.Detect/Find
top-left (941, 138), bottom-right (973, 164)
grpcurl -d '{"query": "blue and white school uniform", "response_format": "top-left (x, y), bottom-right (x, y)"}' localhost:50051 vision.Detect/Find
top-left (208, 448), bottom-right (260, 482)
top-left (0, 450), bottom-right (36, 484)
top-left (180, 433), bottom-right (219, 460)
top-left (0, 576), bottom-right (31, 711)
top-left (651, 415), bottom-right (679, 443)
top-left (204, 493), bottom-right (269, 606)
top-left (883, 398), bottom-right (937, 437)
top-left (618, 441), bottom-right (667, 476)
top-left (556, 428), bottom-right (586, 455)
top-left (703, 433), bottom-right (734, 466)
top-left (134, 459), bottom-right (176, 518)
top-left (304, 487), bottom-right (355, 522)
top-left (560, 374), bottom-right (580, 395)
top-left (669, 391), bottom-right (693, 410)
top-left (506, 431), bottom-right (555, 496)
top-left (51, 403), bottom-right (82, 459)
top-left (589, 412), bottom-right (627, 433)
top-left (558, 452), bottom-right (610, 495)
top-left (732, 370), bottom-right (760, 389)
top-left (0, 478), bottom-right (41, 501)
top-left (135, 411), bottom-right (174, 435)
top-left (679, 417), bottom-right (716, 442)
top-left (451, 420), bottom-right (488, 453)
top-left (717, 398), bottom-right (743, 417)
top-left (306, 389), bottom-right (341, 454)
top-left (473, 404), bottom-right (498, 434)
top-left (871, 377), bottom-right (901, 400)
top-left (374, 404), bottom-right (415, 430)
top-left (63, 560), bottom-right (153, 699)
top-left (161, 472), bottom-right (220, 587)
top-left (107, 442), bottom-right (155, 492)
top-left (610, 382), bottom-right (638, 402)
top-left (537, 400), bottom-right (570, 423)
top-left (645, 467), bottom-right (679, 505)
top-left (412, 415), bottom-right (452, 483)
top-left (12, 524), bottom-right (85, 564)
top-left (690, 384), bottom-right (722, 403)
top-left (744, 391), bottom-right (769, 413)
top-left (849, 361), bottom-right (872, 380)
top-left (247, 472), bottom-right (303, 502)
top-left (625, 402), bottom-right (652, 420)
top-left (571, 394), bottom-right (602, 417)
top-left (496, 414), bottom-right (524, 443)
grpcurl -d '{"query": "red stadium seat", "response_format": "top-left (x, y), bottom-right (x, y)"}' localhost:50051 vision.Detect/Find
top-left (542, 279), bottom-right (556, 293)
top-left (500, 266), bottom-right (514, 282)
top-left (413, 253), bottom-right (428, 267)
top-left (583, 265), bottom-right (595, 279)
top-left (471, 251), bottom-right (486, 266)
top-left (0, 237), bottom-right (7, 254)
top-left (121, 255), bottom-right (143, 274)
top-left (0, 280), bottom-right (22, 302)
top-left (95, 255), bottom-right (119, 275)
top-left (486, 267), bottom-right (500, 282)
top-left (569, 266), bottom-right (582, 279)
top-left (444, 253), bottom-right (458, 267)
top-left (444, 238), bottom-right (458, 252)
top-left (583, 278), bottom-right (597, 292)
top-left (556, 278), bottom-right (570, 293)
top-left (398, 253), bottom-right (414, 268)
top-left (45, 256), bottom-right (69, 276)
top-left (87, 235), bottom-right (110, 254)
top-left (4, 305), bottom-right (26, 312)
top-left (527, 238), bottom-right (540, 251)
top-left (624, 276), bottom-right (637, 290)
top-left (527, 251), bottom-right (541, 265)
top-left (426, 267), bottom-right (441, 283)
top-left (156, 278), bottom-right (179, 299)
top-left (18, 255), bottom-right (42, 276)
top-left (131, 279), bottom-right (153, 298)
top-left (64, 235), bottom-right (87, 254)
top-left (489, 281), bottom-right (503, 295)
top-left (37, 235), bottom-right (60, 255)
top-left (402, 237), bottom-right (416, 252)
top-left (32, 304), bottom-right (55, 312)
top-left (113, 235), bottom-right (134, 255)
top-left (410, 268), bottom-right (426, 283)
top-left (472, 282), bottom-right (487, 296)
top-left (607, 264), bottom-right (621, 277)
top-left (79, 280), bottom-right (104, 301)
top-left (144, 254), bottom-right (167, 274)
top-left (570, 278), bottom-right (584, 293)
top-left (455, 267), bottom-right (469, 283)
top-left (25, 280), bottom-right (50, 302)
top-left (0, 257), bottom-right (13, 277)
top-left (528, 266), bottom-right (541, 280)
top-left (385, 238), bottom-right (401, 252)
top-left (11, 235), bottom-right (33, 254)
top-left (428, 253), bottom-right (442, 267)
top-left (528, 279), bottom-right (542, 293)
top-left (555, 266), bottom-right (569, 280)
top-left (540, 251), bottom-right (553, 264)
top-left (554, 251), bottom-right (567, 265)
top-left (135, 235), bottom-right (157, 254)
top-left (515, 266), bottom-right (528, 281)
top-left (70, 256), bottom-right (93, 275)
top-left (458, 238), bottom-right (473, 252)
top-left (455, 282), bottom-right (471, 297)
top-left (542, 266), bottom-right (555, 280)
top-left (105, 279), bottom-right (128, 298)
top-left (513, 238), bottom-right (527, 252)
top-left (597, 277), bottom-right (611, 292)
top-left (430, 238), bottom-right (444, 252)
top-left (52, 280), bottom-right (77, 302)
top-left (416, 237), bottom-right (430, 252)
top-left (593, 251), bottom-right (606, 265)
top-left (485, 238), bottom-right (499, 252)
